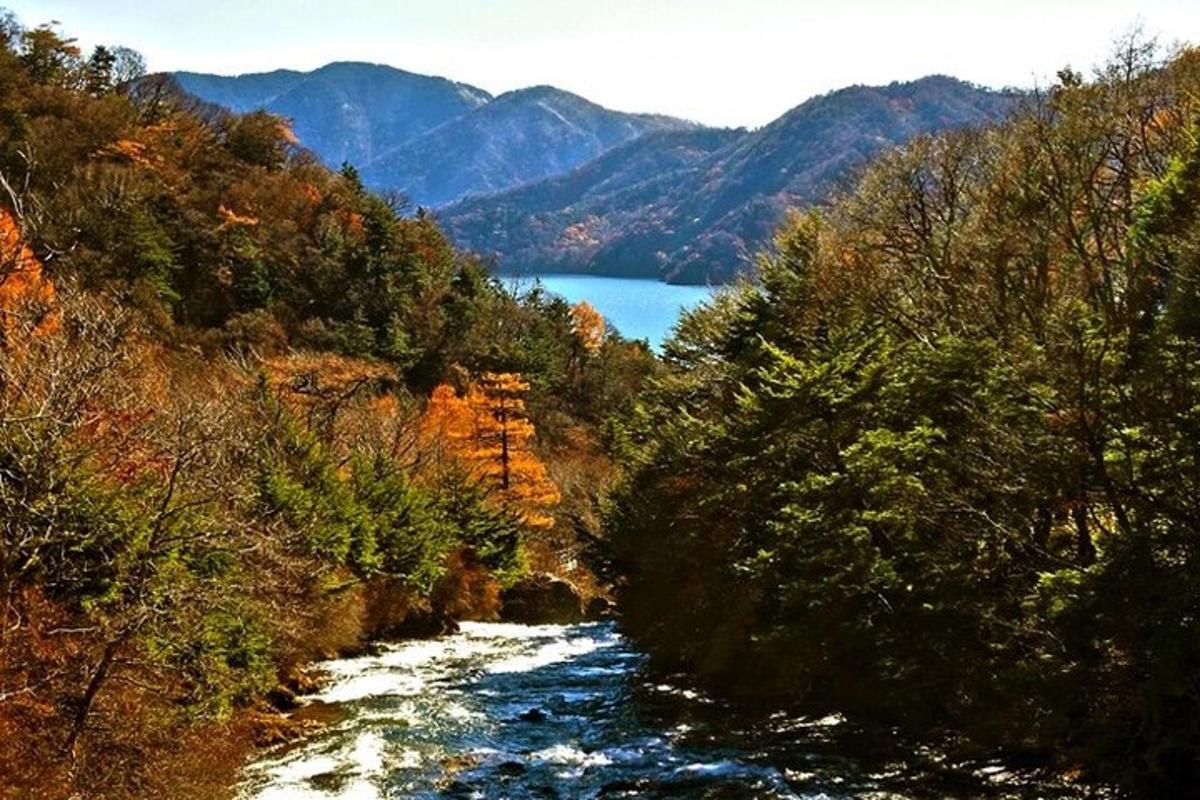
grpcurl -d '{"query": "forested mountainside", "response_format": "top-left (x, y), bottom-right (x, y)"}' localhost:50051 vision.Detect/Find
top-left (446, 76), bottom-right (1020, 283)
top-left (6, 7), bottom-right (1200, 800)
top-left (0, 15), bottom-right (653, 798)
top-left (358, 85), bottom-right (696, 207)
top-left (442, 127), bottom-right (743, 275)
top-left (174, 62), bottom-right (493, 169)
top-left (175, 66), bottom-right (1016, 284)
top-left (608, 43), bottom-right (1200, 796)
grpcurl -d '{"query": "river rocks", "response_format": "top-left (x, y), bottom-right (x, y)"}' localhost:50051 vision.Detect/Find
top-left (500, 574), bottom-right (587, 623)
top-left (518, 708), bottom-right (548, 722)
top-left (246, 710), bottom-right (322, 747)
top-left (364, 577), bottom-right (454, 640)
top-left (432, 548), bottom-right (503, 621)
top-left (585, 595), bottom-right (618, 620)
top-left (363, 549), bottom-right (504, 643)
top-left (266, 685), bottom-right (300, 712)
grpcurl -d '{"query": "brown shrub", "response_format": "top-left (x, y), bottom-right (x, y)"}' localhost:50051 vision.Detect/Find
top-left (432, 548), bottom-right (501, 622)
top-left (362, 578), bottom-right (441, 639)
top-left (297, 577), bottom-right (368, 662)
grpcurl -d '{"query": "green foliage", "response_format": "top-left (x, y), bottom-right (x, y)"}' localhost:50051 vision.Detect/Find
top-left (610, 43), bottom-right (1200, 794)
top-left (166, 609), bottom-right (276, 719)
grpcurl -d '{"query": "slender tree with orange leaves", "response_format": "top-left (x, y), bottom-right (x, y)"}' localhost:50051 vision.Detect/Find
top-left (422, 372), bottom-right (560, 528)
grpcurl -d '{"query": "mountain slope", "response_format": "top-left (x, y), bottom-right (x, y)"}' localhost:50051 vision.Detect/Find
top-left (359, 86), bottom-right (698, 206)
top-left (443, 127), bottom-right (742, 274)
top-left (444, 76), bottom-right (1021, 283)
top-left (174, 62), bottom-right (492, 169)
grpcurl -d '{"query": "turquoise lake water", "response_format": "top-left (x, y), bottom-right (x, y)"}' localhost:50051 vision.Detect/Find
top-left (506, 274), bottom-right (716, 349)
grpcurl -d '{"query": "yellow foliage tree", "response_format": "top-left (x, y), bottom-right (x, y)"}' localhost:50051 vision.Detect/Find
top-left (570, 301), bottom-right (606, 355)
top-left (422, 372), bottom-right (561, 528)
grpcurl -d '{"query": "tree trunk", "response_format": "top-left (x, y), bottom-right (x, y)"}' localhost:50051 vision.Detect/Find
top-left (63, 636), bottom-right (121, 759)
top-left (1072, 503), bottom-right (1096, 567)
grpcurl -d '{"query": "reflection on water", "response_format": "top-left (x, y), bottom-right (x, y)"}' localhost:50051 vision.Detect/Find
top-left (239, 622), bottom-right (1088, 799)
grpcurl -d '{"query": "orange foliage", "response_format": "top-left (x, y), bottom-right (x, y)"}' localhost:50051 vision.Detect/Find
top-left (261, 353), bottom-right (398, 451)
top-left (301, 182), bottom-right (323, 206)
top-left (334, 209), bottom-right (365, 238)
top-left (422, 372), bottom-right (561, 528)
top-left (100, 138), bottom-right (155, 167)
top-left (75, 404), bottom-right (173, 485)
top-left (0, 209), bottom-right (58, 344)
top-left (217, 203), bottom-right (260, 228)
top-left (263, 353), bottom-right (395, 402)
top-left (570, 301), bottom-right (606, 354)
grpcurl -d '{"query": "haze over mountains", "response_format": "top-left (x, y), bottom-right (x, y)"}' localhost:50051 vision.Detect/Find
top-left (173, 63), bottom-right (694, 206)
top-left (175, 63), bottom-right (492, 170)
top-left (446, 77), bottom-right (1019, 282)
top-left (170, 63), bottom-right (1020, 283)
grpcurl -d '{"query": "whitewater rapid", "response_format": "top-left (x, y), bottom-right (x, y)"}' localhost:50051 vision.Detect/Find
top-left (238, 622), bottom-right (1086, 799)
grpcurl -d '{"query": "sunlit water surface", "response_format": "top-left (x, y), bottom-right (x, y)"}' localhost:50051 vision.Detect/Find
top-left (506, 275), bottom-right (715, 349)
top-left (239, 622), bottom-right (1089, 800)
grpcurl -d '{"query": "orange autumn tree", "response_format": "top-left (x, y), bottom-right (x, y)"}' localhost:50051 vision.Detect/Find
top-left (422, 372), bottom-right (561, 528)
top-left (570, 301), bottom-right (606, 355)
top-left (0, 209), bottom-right (58, 346)
top-left (260, 352), bottom-right (397, 448)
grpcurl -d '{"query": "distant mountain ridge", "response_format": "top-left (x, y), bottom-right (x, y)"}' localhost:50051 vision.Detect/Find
top-left (359, 85), bottom-right (696, 207)
top-left (171, 63), bottom-right (696, 207)
top-left (175, 62), bottom-right (492, 171)
top-left (170, 64), bottom-right (1021, 283)
top-left (445, 76), bottom-right (1021, 283)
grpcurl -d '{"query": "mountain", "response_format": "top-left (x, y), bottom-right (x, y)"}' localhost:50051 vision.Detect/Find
top-left (441, 126), bottom-right (742, 274)
top-left (443, 76), bottom-right (1021, 283)
top-left (172, 67), bottom-right (695, 207)
top-left (359, 86), bottom-right (697, 207)
top-left (172, 65), bottom-right (1019, 283)
top-left (174, 62), bottom-right (492, 169)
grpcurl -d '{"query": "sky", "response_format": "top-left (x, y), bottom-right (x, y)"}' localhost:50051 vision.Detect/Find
top-left (7, 1), bottom-right (1200, 128)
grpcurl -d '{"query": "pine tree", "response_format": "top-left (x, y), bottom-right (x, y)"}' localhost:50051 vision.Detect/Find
top-left (422, 373), bottom-right (560, 528)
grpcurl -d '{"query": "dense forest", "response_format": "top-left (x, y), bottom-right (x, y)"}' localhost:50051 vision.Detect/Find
top-left (609, 39), bottom-right (1200, 797)
top-left (0, 13), bottom-right (653, 798)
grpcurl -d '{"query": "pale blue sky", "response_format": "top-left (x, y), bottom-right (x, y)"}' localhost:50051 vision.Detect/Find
top-left (8, 1), bottom-right (1198, 127)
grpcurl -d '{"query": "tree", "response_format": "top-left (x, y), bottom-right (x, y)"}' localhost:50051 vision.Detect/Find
top-left (571, 301), bottom-right (606, 355)
top-left (83, 45), bottom-right (115, 94)
top-left (18, 24), bottom-right (80, 86)
top-left (108, 46), bottom-right (146, 87)
top-left (609, 41), bottom-right (1200, 796)
top-left (422, 373), bottom-right (560, 528)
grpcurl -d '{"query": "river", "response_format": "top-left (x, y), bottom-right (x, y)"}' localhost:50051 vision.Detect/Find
top-left (239, 622), bottom-right (1087, 799)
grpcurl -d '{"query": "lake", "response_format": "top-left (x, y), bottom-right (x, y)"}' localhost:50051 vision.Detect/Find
top-left (505, 274), bottom-right (716, 350)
